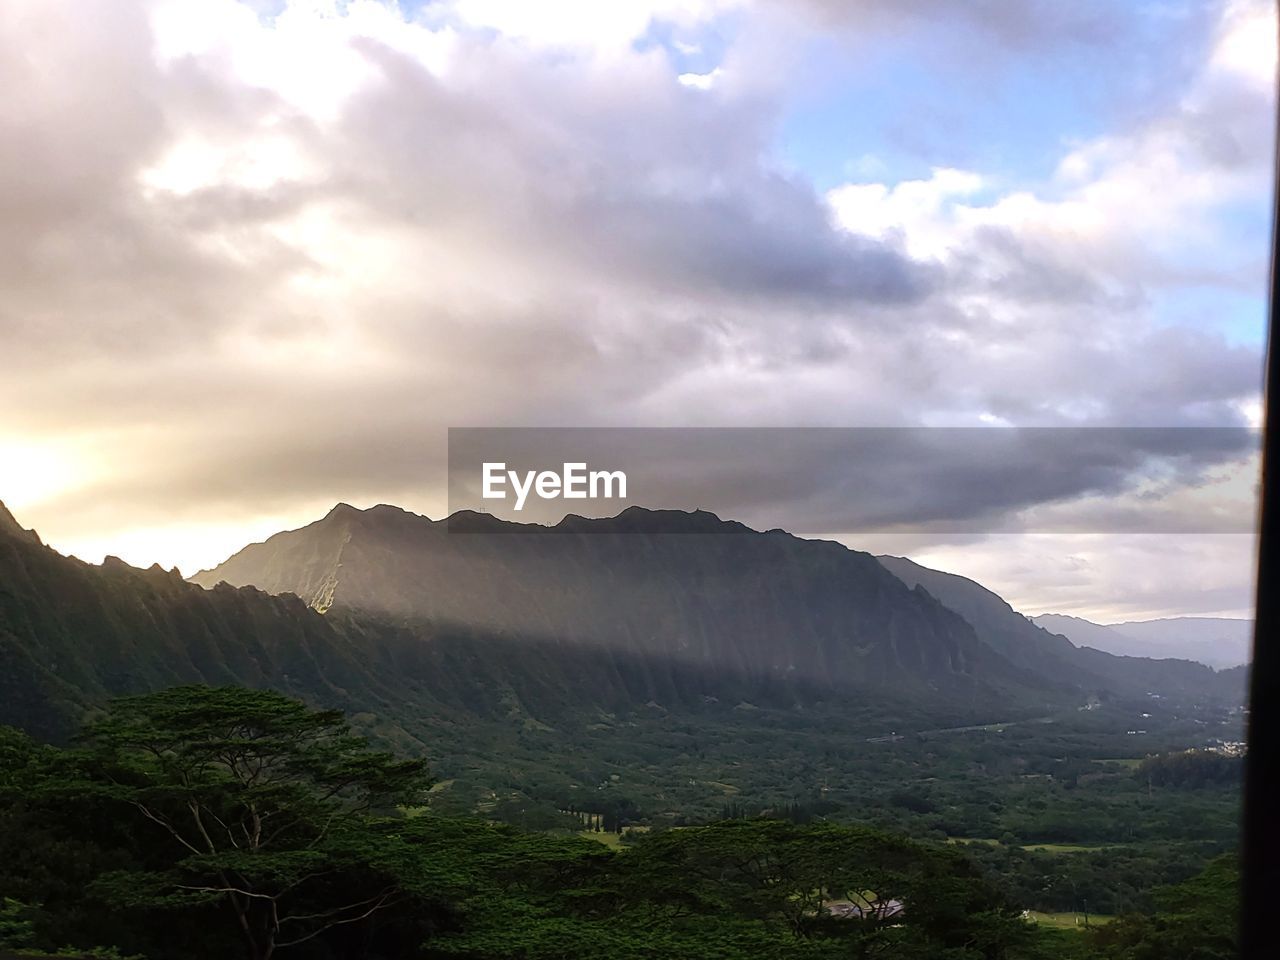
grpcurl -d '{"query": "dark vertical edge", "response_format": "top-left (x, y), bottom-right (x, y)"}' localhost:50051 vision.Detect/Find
top-left (1241, 7), bottom-right (1280, 956)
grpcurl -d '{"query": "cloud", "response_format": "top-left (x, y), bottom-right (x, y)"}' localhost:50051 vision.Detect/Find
top-left (445, 0), bottom-right (744, 52)
top-left (783, 0), bottom-right (1125, 48)
top-left (445, 426), bottom-right (1259, 536)
top-left (823, 0), bottom-right (1273, 429)
top-left (0, 0), bottom-right (1271, 620)
top-left (866, 531), bottom-right (1258, 621)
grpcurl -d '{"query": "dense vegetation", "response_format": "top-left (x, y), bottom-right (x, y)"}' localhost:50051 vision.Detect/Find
top-left (0, 687), bottom-right (1240, 960)
top-left (0, 506), bottom-right (1246, 957)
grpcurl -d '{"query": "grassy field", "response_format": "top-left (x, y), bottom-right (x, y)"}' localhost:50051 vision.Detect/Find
top-left (578, 830), bottom-right (627, 849)
top-left (948, 836), bottom-right (1121, 854)
top-left (1020, 842), bottom-right (1118, 853)
top-left (1026, 911), bottom-right (1113, 930)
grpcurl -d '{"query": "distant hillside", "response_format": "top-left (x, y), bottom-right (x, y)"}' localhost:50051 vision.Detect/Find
top-left (878, 556), bottom-right (1246, 704)
top-left (1032, 614), bottom-right (1252, 670)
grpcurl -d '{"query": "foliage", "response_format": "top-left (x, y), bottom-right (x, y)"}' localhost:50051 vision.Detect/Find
top-left (0, 686), bottom-right (1244, 960)
top-left (1089, 855), bottom-right (1238, 960)
top-left (77, 686), bottom-right (434, 960)
top-left (1137, 750), bottom-right (1240, 789)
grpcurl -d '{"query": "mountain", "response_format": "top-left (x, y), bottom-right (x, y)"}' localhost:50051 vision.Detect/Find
top-left (1033, 614), bottom-right (1251, 670)
top-left (874, 556), bottom-right (1098, 687)
top-left (194, 502), bottom-right (1247, 708)
top-left (1027, 614), bottom-right (1124, 656)
top-left (191, 503), bottom-right (1053, 707)
top-left (1, 500), bottom-right (1074, 748)
top-left (0, 501), bottom-right (40, 545)
top-left (0, 500), bottom-right (422, 741)
top-left (2, 498), bottom-right (1246, 751)
top-left (877, 555), bottom-right (1246, 703)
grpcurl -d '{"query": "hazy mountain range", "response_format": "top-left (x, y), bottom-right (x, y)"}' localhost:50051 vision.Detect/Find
top-left (0, 499), bottom-right (1247, 745)
top-left (875, 556), bottom-right (1246, 699)
top-left (1032, 614), bottom-right (1251, 670)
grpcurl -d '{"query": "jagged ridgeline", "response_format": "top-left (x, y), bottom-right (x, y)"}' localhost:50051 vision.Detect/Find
top-left (1, 500), bottom-right (1244, 744)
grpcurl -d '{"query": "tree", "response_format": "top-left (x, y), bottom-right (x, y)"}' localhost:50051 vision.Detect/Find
top-left (617, 819), bottom-right (1036, 958)
top-left (1092, 854), bottom-right (1239, 960)
top-left (79, 686), bottom-right (431, 960)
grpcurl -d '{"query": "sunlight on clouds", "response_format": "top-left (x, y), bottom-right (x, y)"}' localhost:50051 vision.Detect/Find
top-left (151, 0), bottom-right (455, 120)
top-left (46, 513), bottom-right (322, 576)
top-left (139, 131), bottom-right (315, 196)
top-left (266, 200), bottom-right (529, 310)
top-left (1211, 0), bottom-right (1277, 87)
top-left (0, 439), bottom-right (96, 512)
top-left (150, 0), bottom-right (262, 63)
top-left (1237, 396), bottom-right (1263, 428)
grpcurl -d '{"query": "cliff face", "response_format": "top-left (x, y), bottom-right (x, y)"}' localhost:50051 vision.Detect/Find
top-left (192, 504), bottom-right (1052, 702)
top-left (0, 509), bottom-right (405, 740)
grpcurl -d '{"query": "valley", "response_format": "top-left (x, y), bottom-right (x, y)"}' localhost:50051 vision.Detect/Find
top-left (0, 498), bottom-right (1248, 958)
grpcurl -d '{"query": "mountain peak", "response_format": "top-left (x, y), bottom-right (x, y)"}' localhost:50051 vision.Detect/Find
top-left (0, 500), bottom-right (42, 545)
top-left (323, 502), bottom-right (432, 526)
top-left (575, 505), bottom-right (747, 535)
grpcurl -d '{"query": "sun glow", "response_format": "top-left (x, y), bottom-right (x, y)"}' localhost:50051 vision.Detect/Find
top-left (0, 439), bottom-right (92, 512)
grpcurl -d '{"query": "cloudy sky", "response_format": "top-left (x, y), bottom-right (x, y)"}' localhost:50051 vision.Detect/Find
top-left (0, 0), bottom-right (1274, 621)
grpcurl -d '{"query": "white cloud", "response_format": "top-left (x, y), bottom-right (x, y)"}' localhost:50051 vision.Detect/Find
top-left (139, 130), bottom-right (317, 195)
top-left (151, 0), bottom-right (456, 119)
top-left (1211, 0), bottom-right (1277, 86)
top-left (828, 0), bottom-right (1274, 293)
top-left (678, 67), bottom-right (724, 89)
top-left (827, 168), bottom-right (984, 260)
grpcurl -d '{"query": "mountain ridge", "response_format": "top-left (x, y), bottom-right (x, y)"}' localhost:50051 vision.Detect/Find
top-left (193, 502), bottom-right (1244, 707)
top-left (1, 500), bottom-right (1247, 749)
top-left (1032, 613), bottom-right (1251, 670)
top-left (192, 502), bottom-right (1044, 701)
top-left (0, 499), bottom-right (40, 545)
top-left (877, 554), bottom-right (1246, 702)
top-left (1, 501), bottom-right (1060, 747)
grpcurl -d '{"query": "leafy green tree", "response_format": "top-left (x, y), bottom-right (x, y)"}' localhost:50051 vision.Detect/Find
top-left (1092, 854), bottom-right (1238, 960)
top-left (79, 686), bottom-right (431, 960)
top-left (0, 896), bottom-right (36, 949)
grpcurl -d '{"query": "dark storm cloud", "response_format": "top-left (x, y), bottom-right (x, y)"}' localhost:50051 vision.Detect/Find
top-left (447, 426), bottom-right (1260, 534)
